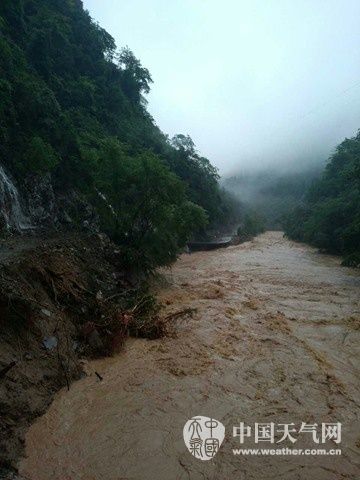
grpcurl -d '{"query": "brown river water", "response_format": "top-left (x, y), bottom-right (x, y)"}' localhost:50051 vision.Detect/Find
top-left (20, 232), bottom-right (360, 480)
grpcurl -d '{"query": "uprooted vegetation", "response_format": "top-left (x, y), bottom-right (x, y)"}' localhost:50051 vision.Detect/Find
top-left (0, 232), bottom-right (168, 475)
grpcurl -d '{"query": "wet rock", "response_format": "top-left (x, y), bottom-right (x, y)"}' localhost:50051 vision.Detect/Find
top-left (0, 164), bottom-right (102, 233)
top-left (57, 190), bottom-right (100, 232)
top-left (81, 322), bottom-right (104, 352)
top-left (62, 211), bottom-right (73, 224)
top-left (88, 330), bottom-right (103, 350)
top-left (22, 173), bottom-right (99, 232)
top-left (42, 336), bottom-right (58, 351)
top-left (0, 467), bottom-right (27, 480)
top-left (23, 172), bottom-right (57, 227)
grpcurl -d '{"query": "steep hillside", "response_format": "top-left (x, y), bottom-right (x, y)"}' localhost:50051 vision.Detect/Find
top-left (283, 132), bottom-right (360, 265)
top-left (0, 0), bottom-right (238, 271)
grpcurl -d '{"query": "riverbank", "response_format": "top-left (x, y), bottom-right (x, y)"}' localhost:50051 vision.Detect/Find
top-left (0, 231), bottom-right (164, 478)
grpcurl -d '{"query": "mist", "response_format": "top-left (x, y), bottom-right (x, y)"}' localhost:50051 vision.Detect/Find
top-left (83, 0), bottom-right (360, 175)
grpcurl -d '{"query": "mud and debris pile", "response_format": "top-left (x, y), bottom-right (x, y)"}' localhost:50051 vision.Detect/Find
top-left (0, 232), bottom-right (164, 476)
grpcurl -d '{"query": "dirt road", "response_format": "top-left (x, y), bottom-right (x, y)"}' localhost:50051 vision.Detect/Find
top-left (19, 232), bottom-right (360, 480)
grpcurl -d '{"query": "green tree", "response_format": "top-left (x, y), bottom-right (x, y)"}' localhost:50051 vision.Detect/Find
top-left (21, 136), bottom-right (58, 174)
top-left (118, 47), bottom-right (153, 104)
top-left (283, 131), bottom-right (360, 265)
top-left (91, 139), bottom-right (208, 271)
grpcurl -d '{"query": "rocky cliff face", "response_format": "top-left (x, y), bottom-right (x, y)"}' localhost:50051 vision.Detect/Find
top-left (0, 165), bottom-right (99, 234)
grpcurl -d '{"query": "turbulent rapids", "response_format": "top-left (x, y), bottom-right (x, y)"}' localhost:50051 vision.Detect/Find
top-left (20, 232), bottom-right (360, 480)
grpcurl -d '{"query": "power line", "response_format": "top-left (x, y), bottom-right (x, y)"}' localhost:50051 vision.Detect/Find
top-left (297, 80), bottom-right (360, 120)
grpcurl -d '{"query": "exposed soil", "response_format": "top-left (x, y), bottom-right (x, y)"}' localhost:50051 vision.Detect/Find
top-left (15, 232), bottom-right (360, 479)
top-left (0, 232), bottom-right (152, 478)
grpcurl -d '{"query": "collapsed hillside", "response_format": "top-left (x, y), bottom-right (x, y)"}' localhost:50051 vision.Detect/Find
top-left (0, 231), bottom-right (166, 477)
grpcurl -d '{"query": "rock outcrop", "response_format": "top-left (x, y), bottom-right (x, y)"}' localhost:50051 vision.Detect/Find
top-left (0, 164), bottom-right (99, 234)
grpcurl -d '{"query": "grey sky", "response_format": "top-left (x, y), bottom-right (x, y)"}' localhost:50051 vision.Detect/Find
top-left (83, 0), bottom-right (360, 174)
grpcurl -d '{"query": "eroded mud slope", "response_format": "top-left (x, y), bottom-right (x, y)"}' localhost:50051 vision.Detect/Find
top-left (0, 232), bottom-right (140, 476)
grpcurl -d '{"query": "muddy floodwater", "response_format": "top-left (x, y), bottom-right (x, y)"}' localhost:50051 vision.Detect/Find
top-left (20, 232), bottom-right (360, 480)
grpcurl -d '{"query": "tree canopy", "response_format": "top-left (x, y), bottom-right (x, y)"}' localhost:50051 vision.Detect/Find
top-left (283, 132), bottom-right (360, 266)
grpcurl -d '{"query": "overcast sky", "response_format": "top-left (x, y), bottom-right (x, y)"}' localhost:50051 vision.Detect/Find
top-left (83, 0), bottom-right (360, 174)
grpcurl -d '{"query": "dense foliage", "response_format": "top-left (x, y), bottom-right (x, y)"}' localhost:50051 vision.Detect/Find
top-left (283, 132), bottom-right (360, 266)
top-left (0, 0), bottom-right (238, 270)
top-left (237, 212), bottom-right (265, 240)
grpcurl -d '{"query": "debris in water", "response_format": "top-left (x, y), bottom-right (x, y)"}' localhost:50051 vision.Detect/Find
top-left (163, 307), bottom-right (197, 323)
